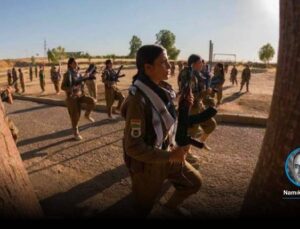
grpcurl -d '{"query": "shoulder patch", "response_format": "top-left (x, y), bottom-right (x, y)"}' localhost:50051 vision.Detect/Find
top-left (130, 119), bottom-right (142, 138)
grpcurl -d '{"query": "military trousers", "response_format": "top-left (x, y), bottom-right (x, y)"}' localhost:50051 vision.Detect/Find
top-left (130, 160), bottom-right (202, 216)
top-left (85, 79), bottom-right (97, 100)
top-left (65, 95), bottom-right (96, 132)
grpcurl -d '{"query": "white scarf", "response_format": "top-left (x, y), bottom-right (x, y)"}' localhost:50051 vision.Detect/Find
top-left (134, 80), bottom-right (176, 149)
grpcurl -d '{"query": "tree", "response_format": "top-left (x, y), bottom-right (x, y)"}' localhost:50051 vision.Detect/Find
top-left (31, 56), bottom-right (36, 65)
top-left (156, 30), bottom-right (180, 60)
top-left (0, 101), bottom-right (43, 218)
top-left (241, 0), bottom-right (300, 218)
top-left (259, 43), bottom-right (275, 67)
top-left (47, 46), bottom-right (66, 64)
top-left (129, 35), bottom-right (142, 58)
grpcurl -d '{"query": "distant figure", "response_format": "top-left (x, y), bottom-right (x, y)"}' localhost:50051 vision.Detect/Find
top-left (18, 68), bottom-right (25, 93)
top-left (170, 61), bottom-right (176, 76)
top-left (85, 64), bottom-right (98, 100)
top-left (12, 68), bottom-right (20, 94)
top-left (102, 59), bottom-right (125, 119)
top-left (230, 65), bottom-right (238, 86)
top-left (61, 58), bottom-right (96, 141)
top-left (7, 69), bottom-right (12, 86)
top-left (224, 64), bottom-right (229, 74)
top-left (178, 61), bottom-right (183, 73)
top-left (35, 64), bottom-right (38, 78)
top-left (29, 65), bottom-right (33, 82)
top-left (211, 63), bottom-right (225, 106)
top-left (240, 65), bottom-right (251, 93)
top-left (39, 65), bottom-right (46, 93)
top-left (50, 65), bottom-right (61, 94)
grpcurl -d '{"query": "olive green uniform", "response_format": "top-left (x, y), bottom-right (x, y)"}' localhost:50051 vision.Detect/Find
top-left (211, 73), bottom-right (225, 105)
top-left (85, 73), bottom-right (97, 100)
top-left (102, 68), bottom-right (125, 112)
top-left (61, 69), bottom-right (96, 133)
top-left (179, 67), bottom-right (217, 138)
top-left (230, 67), bottom-right (238, 85)
top-left (170, 62), bottom-right (176, 76)
top-left (7, 71), bottom-right (12, 86)
top-left (19, 70), bottom-right (25, 93)
top-left (50, 67), bottom-right (61, 94)
top-left (29, 66), bottom-right (33, 82)
top-left (122, 79), bottom-right (202, 216)
top-left (240, 67), bottom-right (251, 92)
top-left (34, 65), bottom-right (38, 78)
top-left (39, 69), bottom-right (46, 92)
top-left (12, 69), bottom-right (19, 93)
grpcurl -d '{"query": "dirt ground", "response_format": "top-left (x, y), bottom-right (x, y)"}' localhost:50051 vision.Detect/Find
top-left (5, 100), bottom-right (265, 219)
top-left (0, 65), bottom-right (275, 118)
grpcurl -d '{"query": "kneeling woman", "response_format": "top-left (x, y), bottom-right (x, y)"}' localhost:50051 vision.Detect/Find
top-left (121, 45), bottom-right (202, 217)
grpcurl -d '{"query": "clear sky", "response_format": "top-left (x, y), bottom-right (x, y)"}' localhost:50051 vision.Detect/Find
top-left (0, 0), bottom-right (279, 62)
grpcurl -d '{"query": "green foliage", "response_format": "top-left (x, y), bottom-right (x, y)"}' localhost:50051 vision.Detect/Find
top-left (47, 46), bottom-right (66, 64)
top-left (31, 56), bottom-right (36, 65)
top-left (259, 43), bottom-right (275, 66)
top-left (156, 30), bottom-right (180, 60)
top-left (128, 35), bottom-right (142, 58)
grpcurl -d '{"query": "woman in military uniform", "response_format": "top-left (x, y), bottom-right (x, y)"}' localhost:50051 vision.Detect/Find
top-left (61, 58), bottom-right (96, 141)
top-left (180, 55), bottom-right (217, 149)
top-left (102, 60), bottom-right (125, 119)
top-left (121, 45), bottom-right (202, 217)
top-left (50, 65), bottom-right (62, 95)
top-left (39, 65), bottom-right (46, 93)
top-left (211, 63), bottom-right (225, 106)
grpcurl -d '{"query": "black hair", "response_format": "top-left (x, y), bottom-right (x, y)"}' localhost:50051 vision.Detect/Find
top-left (188, 54), bottom-right (202, 67)
top-left (133, 44), bottom-right (165, 83)
top-left (105, 59), bottom-right (112, 66)
top-left (216, 63), bottom-right (224, 77)
top-left (68, 58), bottom-right (76, 69)
top-left (86, 63), bottom-right (97, 74)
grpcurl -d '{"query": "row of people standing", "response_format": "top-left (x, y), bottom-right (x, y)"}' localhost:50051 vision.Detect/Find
top-left (7, 65), bottom-right (48, 94)
top-left (230, 64), bottom-right (252, 92)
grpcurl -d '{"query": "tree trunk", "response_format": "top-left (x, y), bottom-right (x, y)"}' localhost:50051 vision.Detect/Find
top-left (241, 0), bottom-right (300, 218)
top-left (0, 101), bottom-right (43, 218)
